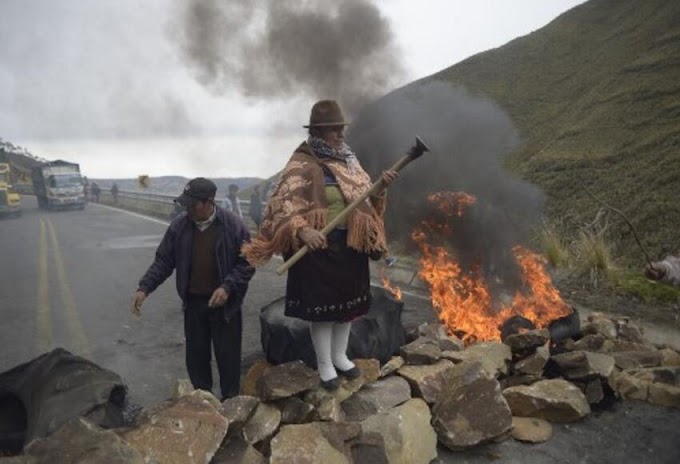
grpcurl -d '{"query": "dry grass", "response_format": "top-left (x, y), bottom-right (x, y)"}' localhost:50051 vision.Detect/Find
top-left (572, 225), bottom-right (616, 288)
top-left (536, 219), bottom-right (570, 268)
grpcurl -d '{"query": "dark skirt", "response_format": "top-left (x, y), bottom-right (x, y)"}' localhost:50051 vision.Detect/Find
top-left (284, 229), bottom-right (371, 322)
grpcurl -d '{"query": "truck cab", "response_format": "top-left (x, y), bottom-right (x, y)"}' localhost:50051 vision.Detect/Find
top-left (32, 161), bottom-right (86, 210)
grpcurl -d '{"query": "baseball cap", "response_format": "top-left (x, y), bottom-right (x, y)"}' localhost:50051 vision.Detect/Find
top-left (174, 177), bottom-right (217, 206)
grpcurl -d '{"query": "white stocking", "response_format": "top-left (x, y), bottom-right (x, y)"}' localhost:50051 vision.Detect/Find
top-left (309, 321), bottom-right (336, 381)
top-left (331, 322), bottom-right (355, 371)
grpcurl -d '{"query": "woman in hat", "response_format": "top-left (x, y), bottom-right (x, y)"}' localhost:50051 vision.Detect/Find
top-left (243, 100), bottom-right (397, 390)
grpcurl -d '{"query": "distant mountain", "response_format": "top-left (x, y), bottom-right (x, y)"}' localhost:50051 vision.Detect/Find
top-left (90, 176), bottom-right (264, 199)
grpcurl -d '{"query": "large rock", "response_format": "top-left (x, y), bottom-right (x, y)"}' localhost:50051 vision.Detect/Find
top-left (582, 313), bottom-right (618, 339)
top-left (432, 377), bottom-right (513, 450)
top-left (24, 418), bottom-right (143, 463)
top-left (257, 361), bottom-right (319, 400)
top-left (648, 382), bottom-right (680, 408)
top-left (551, 351), bottom-right (616, 380)
top-left (260, 286), bottom-right (406, 366)
top-left (442, 342), bottom-right (512, 378)
top-left (242, 402), bottom-right (281, 445)
top-left (503, 379), bottom-right (591, 422)
top-left (212, 435), bottom-right (267, 464)
top-left (601, 339), bottom-right (657, 353)
top-left (316, 396), bottom-right (345, 422)
top-left (269, 422), bottom-right (360, 464)
top-left (275, 396), bottom-right (316, 424)
top-left (659, 348), bottom-right (680, 367)
top-left (616, 320), bottom-right (645, 343)
top-left (220, 396), bottom-right (259, 432)
top-left (514, 346), bottom-right (550, 376)
top-left (270, 423), bottom-right (349, 464)
top-left (397, 359), bottom-right (457, 404)
top-left (399, 337), bottom-right (442, 365)
top-left (610, 370), bottom-right (650, 401)
top-left (241, 359), bottom-right (272, 397)
top-left (360, 398), bottom-right (437, 464)
top-left (510, 417), bottom-right (553, 443)
top-left (119, 391), bottom-right (228, 464)
top-left (503, 329), bottom-right (550, 354)
top-left (611, 367), bottom-right (680, 405)
top-left (379, 356), bottom-right (405, 378)
top-left (348, 431), bottom-right (389, 464)
top-left (571, 334), bottom-right (606, 352)
top-left (341, 376), bottom-right (412, 422)
top-left (611, 351), bottom-right (662, 370)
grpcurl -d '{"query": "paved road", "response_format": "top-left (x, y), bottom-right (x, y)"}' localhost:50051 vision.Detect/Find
top-left (0, 196), bottom-right (435, 407)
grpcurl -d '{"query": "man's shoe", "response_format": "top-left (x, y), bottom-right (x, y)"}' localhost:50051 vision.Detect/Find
top-left (320, 377), bottom-right (340, 391)
top-left (336, 366), bottom-right (361, 380)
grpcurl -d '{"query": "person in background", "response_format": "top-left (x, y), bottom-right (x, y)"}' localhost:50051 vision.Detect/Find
top-left (111, 182), bottom-right (119, 204)
top-left (644, 254), bottom-right (680, 286)
top-left (242, 100), bottom-right (397, 391)
top-left (83, 177), bottom-right (90, 203)
top-left (91, 183), bottom-right (101, 203)
top-left (222, 183), bottom-right (243, 218)
top-left (130, 177), bottom-right (255, 400)
top-left (248, 185), bottom-right (263, 229)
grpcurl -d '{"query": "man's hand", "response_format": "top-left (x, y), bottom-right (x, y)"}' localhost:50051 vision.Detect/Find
top-left (130, 290), bottom-right (147, 317)
top-left (298, 227), bottom-right (327, 250)
top-left (209, 287), bottom-right (229, 308)
top-left (644, 263), bottom-right (666, 281)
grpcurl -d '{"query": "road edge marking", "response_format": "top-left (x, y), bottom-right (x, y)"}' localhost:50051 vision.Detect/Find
top-left (37, 218), bottom-right (52, 354)
top-left (46, 218), bottom-right (92, 358)
top-left (89, 203), bottom-right (169, 226)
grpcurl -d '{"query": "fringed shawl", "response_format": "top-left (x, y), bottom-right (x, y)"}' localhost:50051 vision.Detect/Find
top-left (242, 142), bottom-right (387, 266)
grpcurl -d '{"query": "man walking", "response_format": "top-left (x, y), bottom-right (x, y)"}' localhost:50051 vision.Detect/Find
top-left (130, 177), bottom-right (255, 399)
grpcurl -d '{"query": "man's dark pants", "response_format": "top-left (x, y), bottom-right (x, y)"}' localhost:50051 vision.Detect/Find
top-left (184, 294), bottom-right (242, 399)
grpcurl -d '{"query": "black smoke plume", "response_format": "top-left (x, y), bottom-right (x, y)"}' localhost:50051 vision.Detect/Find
top-left (348, 80), bottom-right (545, 289)
top-left (172, 0), bottom-right (404, 114)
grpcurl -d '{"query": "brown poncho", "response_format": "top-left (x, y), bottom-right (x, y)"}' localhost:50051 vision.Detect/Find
top-left (242, 142), bottom-right (387, 266)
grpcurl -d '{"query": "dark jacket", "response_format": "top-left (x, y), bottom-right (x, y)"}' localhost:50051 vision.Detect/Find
top-left (138, 207), bottom-right (255, 321)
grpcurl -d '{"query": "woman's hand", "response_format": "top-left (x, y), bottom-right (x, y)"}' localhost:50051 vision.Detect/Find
top-left (376, 169), bottom-right (399, 195)
top-left (298, 227), bottom-right (327, 250)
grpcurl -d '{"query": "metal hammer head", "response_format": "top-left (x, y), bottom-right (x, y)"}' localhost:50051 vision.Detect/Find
top-left (409, 135), bottom-right (430, 159)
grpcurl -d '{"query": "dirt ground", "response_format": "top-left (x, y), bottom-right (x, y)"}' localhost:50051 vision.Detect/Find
top-left (555, 274), bottom-right (680, 330)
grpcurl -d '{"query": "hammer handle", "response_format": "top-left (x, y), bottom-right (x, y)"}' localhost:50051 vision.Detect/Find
top-left (275, 152), bottom-right (416, 275)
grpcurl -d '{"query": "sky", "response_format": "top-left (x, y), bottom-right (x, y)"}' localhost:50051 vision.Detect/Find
top-left (0, 0), bottom-right (585, 180)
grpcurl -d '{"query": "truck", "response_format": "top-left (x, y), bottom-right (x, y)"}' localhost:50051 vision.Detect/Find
top-left (31, 160), bottom-right (86, 210)
top-left (0, 160), bottom-right (22, 217)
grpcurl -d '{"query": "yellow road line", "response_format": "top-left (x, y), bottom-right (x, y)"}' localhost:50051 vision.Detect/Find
top-left (46, 219), bottom-right (92, 358)
top-left (37, 218), bottom-right (52, 354)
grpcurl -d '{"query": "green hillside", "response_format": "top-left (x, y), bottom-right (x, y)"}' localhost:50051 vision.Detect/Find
top-left (422, 0), bottom-right (680, 265)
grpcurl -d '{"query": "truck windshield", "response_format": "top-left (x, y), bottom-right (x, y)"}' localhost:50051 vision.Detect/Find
top-left (48, 174), bottom-right (83, 188)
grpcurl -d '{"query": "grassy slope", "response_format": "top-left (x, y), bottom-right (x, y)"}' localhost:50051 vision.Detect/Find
top-left (423, 0), bottom-right (680, 265)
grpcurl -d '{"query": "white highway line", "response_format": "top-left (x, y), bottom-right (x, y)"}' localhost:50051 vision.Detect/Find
top-left (90, 203), bottom-right (170, 226)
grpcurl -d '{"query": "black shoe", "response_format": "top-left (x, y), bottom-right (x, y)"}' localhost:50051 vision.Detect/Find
top-left (336, 366), bottom-right (361, 380)
top-left (320, 377), bottom-right (340, 391)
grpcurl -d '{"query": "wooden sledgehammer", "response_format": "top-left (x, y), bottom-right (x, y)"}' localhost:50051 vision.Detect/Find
top-left (276, 136), bottom-right (430, 275)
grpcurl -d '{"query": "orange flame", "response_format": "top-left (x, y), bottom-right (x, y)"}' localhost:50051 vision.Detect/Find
top-left (379, 267), bottom-right (403, 301)
top-left (413, 191), bottom-right (571, 343)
